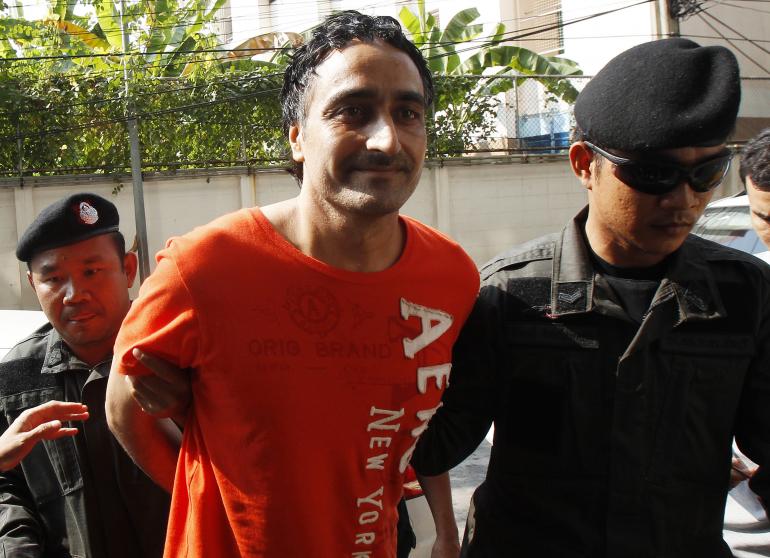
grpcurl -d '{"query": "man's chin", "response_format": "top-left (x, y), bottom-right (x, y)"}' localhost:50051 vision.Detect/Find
top-left (331, 184), bottom-right (414, 215)
top-left (60, 320), bottom-right (109, 344)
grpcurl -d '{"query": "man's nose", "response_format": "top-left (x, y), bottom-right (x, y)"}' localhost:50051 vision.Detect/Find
top-left (365, 115), bottom-right (400, 156)
top-left (659, 180), bottom-right (701, 209)
top-left (62, 277), bottom-right (89, 305)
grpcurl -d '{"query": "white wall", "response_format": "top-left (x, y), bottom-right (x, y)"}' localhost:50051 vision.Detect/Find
top-left (0, 160), bottom-right (579, 309)
top-left (1, 157), bottom-right (744, 310)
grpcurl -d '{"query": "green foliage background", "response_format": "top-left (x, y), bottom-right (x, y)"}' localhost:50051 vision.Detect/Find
top-left (0, 0), bottom-right (582, 176)
top-left (0, 64), bottom-right (286, 174)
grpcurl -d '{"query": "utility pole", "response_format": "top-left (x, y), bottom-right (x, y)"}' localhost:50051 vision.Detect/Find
top-left (119, 0), bottom-right (151, 283)
top-left (654, 0), bottom-right (680, 38)
top-left (16, 119), bottom-right (23, 187)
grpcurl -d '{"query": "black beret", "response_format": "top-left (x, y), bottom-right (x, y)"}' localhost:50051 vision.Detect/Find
top-left (575, 38), bottom-right (740, 151)
top-left (16, 193), bottom-right (120, 263)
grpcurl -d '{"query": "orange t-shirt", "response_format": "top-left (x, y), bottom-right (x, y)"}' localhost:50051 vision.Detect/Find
top-left (114, 208), bottom-right (479, 558)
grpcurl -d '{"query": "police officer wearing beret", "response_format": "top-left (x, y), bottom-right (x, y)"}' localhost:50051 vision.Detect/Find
top-left (0, 193), bottom-right (170, 557)
top-left (412, 39), bottom-right (770, 557)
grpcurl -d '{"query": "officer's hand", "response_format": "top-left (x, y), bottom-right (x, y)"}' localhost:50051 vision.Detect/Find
top-left (431, 535), bottom-right (461, 558)
top-left (0, 400), bottom-right (89, 471)
top-left (126, 348), bottom-right (192, 426)
top-left (730, 455), bottom-right (756, 489)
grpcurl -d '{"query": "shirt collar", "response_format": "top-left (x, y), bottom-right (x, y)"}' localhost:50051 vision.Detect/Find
top-left (40, 328), bottom-right (108, 376)
top-left (550, 206), bottom-right (726, 322)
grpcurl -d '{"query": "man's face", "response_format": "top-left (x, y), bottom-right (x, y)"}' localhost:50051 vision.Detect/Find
top-left (28, 234), bottom-right (137, 365)
top-left (579, 144), bottom-right (726, 267)
top-left (745, 176), bottom-right (770, 249)
top-left (289, 39), bottom-right (427, 217)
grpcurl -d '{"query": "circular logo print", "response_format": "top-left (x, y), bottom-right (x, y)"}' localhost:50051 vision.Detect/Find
top-left (285, 286), bottom-right (341, 336)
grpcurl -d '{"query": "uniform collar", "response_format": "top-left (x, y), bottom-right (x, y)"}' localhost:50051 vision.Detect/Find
top-left (550, 207), bottom-right (596, 316)
top-left (550, 206), bottom-right (726, 323)
top-left (41, 327), bottom-right (110, 377)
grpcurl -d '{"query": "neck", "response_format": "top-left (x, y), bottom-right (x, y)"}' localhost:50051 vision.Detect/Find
top-left (69, 342), bottom-right (113, 368)
top-left (584, 214), bottom-right (667, 268)
top-left (262, 195), bottom-right (406, 273)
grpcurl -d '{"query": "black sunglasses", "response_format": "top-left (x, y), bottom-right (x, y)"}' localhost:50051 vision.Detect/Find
top-left (584, 141), bottom-right (733, 195)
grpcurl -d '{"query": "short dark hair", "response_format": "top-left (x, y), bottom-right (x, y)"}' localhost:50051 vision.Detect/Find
top-left (109, 231), bottom-right (127, 268)
top-left (281, 10), bottom-right (434, 183)
top-left (740, 128), bottom-right (770, 191)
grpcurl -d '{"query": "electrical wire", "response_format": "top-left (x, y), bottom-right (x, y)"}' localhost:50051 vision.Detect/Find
top-left (699, 6), bottom-right (770, 56)
top-left (718, 0), bottom-right (770, 12)
top-left (1, 0), bottom-right (657, 63)
top-left (695, 10), bottom-right (770, 73)
top-left (0, 0), bottom-right (651, 51)
top-left (1, 0), bottom-right (766, 143)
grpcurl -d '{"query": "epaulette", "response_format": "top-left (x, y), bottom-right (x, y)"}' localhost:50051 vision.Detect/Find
top-left (479, 234), bottom-right (558, 281)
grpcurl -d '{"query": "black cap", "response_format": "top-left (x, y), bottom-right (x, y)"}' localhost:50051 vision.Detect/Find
top-left (17, 193), bottom-right (120, 263)
top-left (574, 38), bottom-right (741, 151)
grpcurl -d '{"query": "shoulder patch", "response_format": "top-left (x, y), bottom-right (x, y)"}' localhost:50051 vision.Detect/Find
top-left (0, 356), bottom-right (56, 396)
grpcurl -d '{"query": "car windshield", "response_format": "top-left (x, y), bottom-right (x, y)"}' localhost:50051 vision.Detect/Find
top-left (692, 205), bottom-right (767, 255)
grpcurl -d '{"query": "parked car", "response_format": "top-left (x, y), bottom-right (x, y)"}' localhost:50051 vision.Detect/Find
top-left (691, 192), bottom-right (770, 261)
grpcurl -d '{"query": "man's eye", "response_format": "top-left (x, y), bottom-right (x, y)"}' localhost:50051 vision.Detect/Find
top-left (44, 276), bottom-right (60, 284)
top-left (339, 106), bottom-right (364, 118)
top-left (84, 268), bottom-right (101, 277)
top-left (400, 109), bottom-right (421, 121)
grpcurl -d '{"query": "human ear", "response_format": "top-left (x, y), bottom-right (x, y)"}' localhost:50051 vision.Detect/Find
top-left (569, 142), bottom-right (595, 190)
top-left (288, 124), bottom-right (305, 163)
top-left (123, 252), bottom-right (138, 288)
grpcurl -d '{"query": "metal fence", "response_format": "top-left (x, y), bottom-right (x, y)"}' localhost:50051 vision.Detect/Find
top-left (1, 75), bottom-right (767, 177)
top-left (437, 75), bottom-right (769, 157)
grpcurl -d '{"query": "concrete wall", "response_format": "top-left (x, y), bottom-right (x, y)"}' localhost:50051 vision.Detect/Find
top-left (0, 156), bottom-right (744, 310)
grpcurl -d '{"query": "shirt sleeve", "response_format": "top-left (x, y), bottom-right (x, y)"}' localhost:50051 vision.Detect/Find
top-left (0, 413), bottom-right (45, 556)
top-left (113, 240), bottom-right (201, 376)
top-left (735, 274), bottom-right (770, 512)
top-left (411, 283), bottom-right (499, 476)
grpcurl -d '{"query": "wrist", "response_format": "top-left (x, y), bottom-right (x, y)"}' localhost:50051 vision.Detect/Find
top-left (434, 523), bottom-right (459, 540)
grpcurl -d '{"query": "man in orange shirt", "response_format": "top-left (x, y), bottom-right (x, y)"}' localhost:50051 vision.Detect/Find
top-left (105, 11), bottom-right (479, 558)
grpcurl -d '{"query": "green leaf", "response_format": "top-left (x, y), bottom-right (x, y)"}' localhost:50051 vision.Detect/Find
top-left (488, 22), bottom-right (506, 45)
top-left (203, 0), bottom-right (228, 22)
top-left (94, 0), bottom-right (123, 50)
top-left (424, 24), bottom-right (444, 73)
top-left (440, 8), bottom-right (481, 43)
top-left (0, 18), bottom-right (47, 42)
top-left (398, 6), bottom-right (422, 45)
top-left (145, 0), bottom-right (170, 54)
top-left (417, 0), bottom-right (427, 36)
top-left (51, 0), bottom-right (67, 22)
top-left (52, 20), bottom-right (112, 52)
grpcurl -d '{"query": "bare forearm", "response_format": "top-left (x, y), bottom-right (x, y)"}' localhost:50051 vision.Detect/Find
top-left (106, 365), bottom-right (181, 492)
top-left (417, 471), bottom-right (460, 554)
